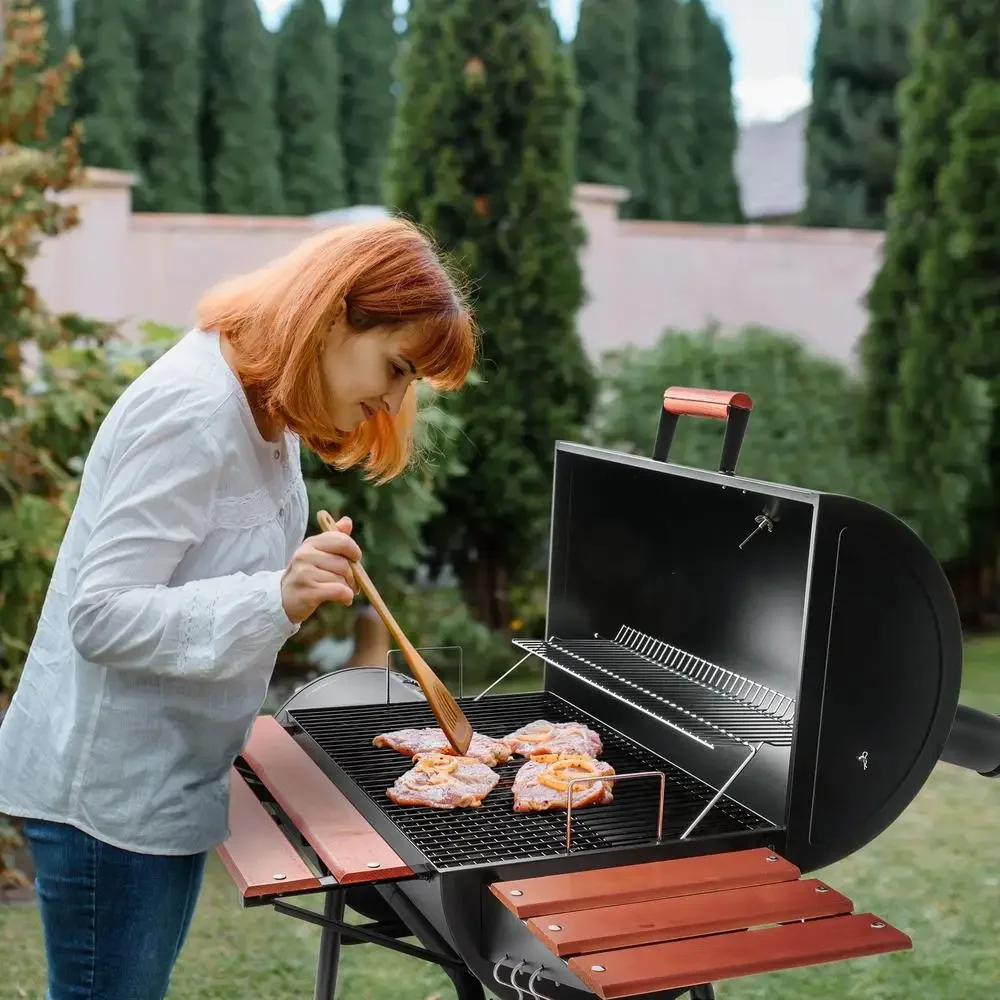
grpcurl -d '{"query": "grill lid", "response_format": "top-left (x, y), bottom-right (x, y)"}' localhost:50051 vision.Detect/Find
top-left (542, 387), bottom-right (964, 872)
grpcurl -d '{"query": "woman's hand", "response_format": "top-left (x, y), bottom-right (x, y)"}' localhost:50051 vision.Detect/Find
top-left (281, 515), bottom-right (361, 622)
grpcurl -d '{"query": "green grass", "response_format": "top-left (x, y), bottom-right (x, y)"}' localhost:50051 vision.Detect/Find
top-left (2, 642), bottom-right (999, 1000)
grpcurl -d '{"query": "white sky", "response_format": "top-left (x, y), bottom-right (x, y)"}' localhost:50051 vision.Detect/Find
top-left (256, 0), bottom-right (816, 123)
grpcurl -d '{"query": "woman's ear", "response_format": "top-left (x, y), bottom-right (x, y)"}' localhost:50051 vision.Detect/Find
top-left (329, 298), bottom-right (348, 327)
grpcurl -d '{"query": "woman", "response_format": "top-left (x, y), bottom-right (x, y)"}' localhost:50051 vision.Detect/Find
top-left (0, 218), bottom-right (476, 999)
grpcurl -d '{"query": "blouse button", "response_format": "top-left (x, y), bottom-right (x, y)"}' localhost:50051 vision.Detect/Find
top-left (273, 449), bottom-right (280, 460)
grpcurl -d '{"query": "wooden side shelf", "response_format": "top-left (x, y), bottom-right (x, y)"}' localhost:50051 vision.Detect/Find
top-left (218, 715), bottom-right (413, 900)
top-left (218, 767), bottom-right (321, 900)
top-left (490, 849), bottom-right (911, 999)
top-left (239, 715), bottom-right (413, 885)
top-left (490, 847), bottom-right (800, 918)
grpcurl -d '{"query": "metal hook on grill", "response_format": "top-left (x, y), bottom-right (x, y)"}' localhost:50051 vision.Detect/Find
top-left (524, 965), bottom-right (560, 1000)
top-left (492, 955), bottom-right (528, 1000)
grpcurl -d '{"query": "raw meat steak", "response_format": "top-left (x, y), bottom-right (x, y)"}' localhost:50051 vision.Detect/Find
top-left (512, 753), bottom-right (616, 812)
top-left (373, 727), bottom-right (512, 767)
top-left (502, 720), bottom-right (603, 759)
top-left (386, 752), bottom-right (500, 809)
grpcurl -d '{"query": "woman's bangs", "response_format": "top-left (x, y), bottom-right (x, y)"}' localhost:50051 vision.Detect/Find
top-left (405, 310), bottom-right (477, 391)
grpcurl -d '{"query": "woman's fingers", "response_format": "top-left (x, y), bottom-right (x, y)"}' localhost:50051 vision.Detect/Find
top-left (299, 547), bottom-right (356, 582)
top-left (309, 579), bottom-right (356, 607)
top-left (309, 528), bottom-right (362, 564)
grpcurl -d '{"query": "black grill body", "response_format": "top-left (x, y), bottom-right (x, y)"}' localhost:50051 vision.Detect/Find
top-left (275, 428), bottom-right (992, 1000)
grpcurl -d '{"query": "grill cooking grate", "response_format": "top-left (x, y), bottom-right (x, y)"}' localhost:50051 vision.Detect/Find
top-left (514, 626), bottom-right (795, 749)
top-left (286, 692), bottom-right (769, 872)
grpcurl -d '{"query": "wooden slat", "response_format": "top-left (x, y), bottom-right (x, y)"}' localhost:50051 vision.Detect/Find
top-left (490, 848), bottom-right (800, 918)
top-left (217, 768), bottom-right (321, 900)
top-left (241, 715), bottom-right (412, 884)
top-left (528, 878), bottom-right (853, 956)
top-left (568, 912), bottom-right (912, 999)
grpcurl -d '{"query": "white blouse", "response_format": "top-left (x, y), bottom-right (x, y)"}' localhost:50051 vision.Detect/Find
top-left (0, 328), bottom-right (309, 855)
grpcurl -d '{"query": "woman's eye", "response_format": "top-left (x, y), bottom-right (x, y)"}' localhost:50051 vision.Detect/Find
top-left (390, 363), bottom-right (406, 379)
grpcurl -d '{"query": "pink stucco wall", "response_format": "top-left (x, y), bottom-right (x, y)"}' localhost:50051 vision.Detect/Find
top-left (29, 169), bottom-right (884, 370)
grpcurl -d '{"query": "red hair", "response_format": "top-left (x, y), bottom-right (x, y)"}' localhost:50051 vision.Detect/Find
top-left (195, 218), bottom-right (476, 481)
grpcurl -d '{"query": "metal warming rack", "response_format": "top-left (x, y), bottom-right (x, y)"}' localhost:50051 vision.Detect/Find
top-left (509, 623), bottom-right (794, 839)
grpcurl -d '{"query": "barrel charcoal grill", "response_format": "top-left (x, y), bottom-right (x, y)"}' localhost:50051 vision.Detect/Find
top-left (219, 387), bottom-right (1000, 1000)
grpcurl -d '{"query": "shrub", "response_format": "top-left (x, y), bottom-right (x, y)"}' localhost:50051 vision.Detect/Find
top-left (594, 324), bottom-right (894, 507)
top-left (0, 6), bottom-right (176, 700)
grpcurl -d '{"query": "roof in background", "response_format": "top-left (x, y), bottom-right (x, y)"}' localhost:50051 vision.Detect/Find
top-left (736, 106), bottom-right (808, 220)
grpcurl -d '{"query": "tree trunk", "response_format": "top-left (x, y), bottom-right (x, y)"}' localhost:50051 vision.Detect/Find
top-left (345, 604), bottom-right (391, 668)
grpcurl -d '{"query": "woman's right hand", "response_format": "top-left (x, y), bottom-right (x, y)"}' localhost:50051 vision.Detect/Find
top-left (281, 515), bottom-right (362, 622)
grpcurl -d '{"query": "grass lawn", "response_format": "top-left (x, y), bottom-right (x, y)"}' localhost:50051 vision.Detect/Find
top-left (2, 642), bottom-right (998, 1000)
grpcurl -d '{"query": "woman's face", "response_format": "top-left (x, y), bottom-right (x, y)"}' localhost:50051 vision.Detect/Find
top-left (321, 318), bottom-right (419, 433)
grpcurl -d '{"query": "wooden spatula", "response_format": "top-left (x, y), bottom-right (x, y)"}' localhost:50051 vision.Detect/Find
top-left (316, 509), bottom-right (473, 756)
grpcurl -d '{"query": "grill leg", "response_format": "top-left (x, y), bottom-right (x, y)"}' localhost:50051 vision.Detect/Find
top-left (689, 986), bottom-right (716, 999)
top-left (314, 888), bottom-right (347, 1000)
top-left (447, 967), bottom-right (485, 1000)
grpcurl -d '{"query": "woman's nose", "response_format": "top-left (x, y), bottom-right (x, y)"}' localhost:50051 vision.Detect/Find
top-left (382, 384), bottom-right (407, 416)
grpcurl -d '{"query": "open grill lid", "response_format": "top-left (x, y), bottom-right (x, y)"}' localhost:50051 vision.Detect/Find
top-left (536, 387), bottom-right (967, 872)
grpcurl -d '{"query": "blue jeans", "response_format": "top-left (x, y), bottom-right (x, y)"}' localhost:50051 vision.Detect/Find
top-left (22, 818), bottom-right (207, 1000)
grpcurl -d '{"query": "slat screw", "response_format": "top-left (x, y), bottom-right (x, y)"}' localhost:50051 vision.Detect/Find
top-left (766, 855), bottom-right (779, 862)
top-left (816, 885), bottom-right (830, 893)
top-left (591, 965), bottom-right (606, 972)
top-left (871, 920), bottom-right (885, 929)
top-left (547, 924), bottom-right (562, 932)
top-left (366, 861), bottom-right (381, 869)
top-left (272, 873), bottom-right (286, 880)
top-left (509, 889), bottom-right (523, 896)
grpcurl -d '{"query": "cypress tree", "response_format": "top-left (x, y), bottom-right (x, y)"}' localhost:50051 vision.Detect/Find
top-left (200, 0), bottom-right (283, 214)
top-left (70, 0), bottom-right (140, 171)
top-left (937, 81), bottom-right (1000, 572)
top-left (338, 0), bottom-right (398, 206)
top-left (858, 0), bottom-right (1000, 561)
top-left (275, 0), bottom-right (345, 215)
top-left (802, 0), bottom-right (919, 229)
top-left (572, 0), bottom-right (640, 194)
top-left (134, 0), bottom-right (203, 212)
top-left (32, 0), bottom-right (70, 142)
top-left (630, 0), bottom-right (697, 220)
top-left (386, 0), bottom-right (597, 629)
top-left (686, 0), bottom-right (742, 222)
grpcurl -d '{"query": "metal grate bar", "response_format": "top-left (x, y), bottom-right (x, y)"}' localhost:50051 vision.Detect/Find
top-left (513, 627), bottom-right (795, 749)
top-left (615, 626), bottom-right (797, 721)
top-left (286, 693), bottom-right (768, 872)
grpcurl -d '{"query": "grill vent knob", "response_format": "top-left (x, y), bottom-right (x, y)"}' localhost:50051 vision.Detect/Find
top-left (547, 924), bottom-right (562, 931)
top-left (272, 873), bottom-right (286, 880)
top-left (366, 861), bottom-right (381, 869)
top-left (591, 965), bottom-right (606, 972)
top-left (509, 889), bottom-right (523, 896)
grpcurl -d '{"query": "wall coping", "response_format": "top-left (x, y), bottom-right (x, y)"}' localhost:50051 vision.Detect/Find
top-left (620, 218), bottom-right (885, 247)
top-left (574, 182), bottom-right (632, 206)
top-left (82, 167), bottom-right (138, 189)
top-left (132, 212), bottom-right (317, 231)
